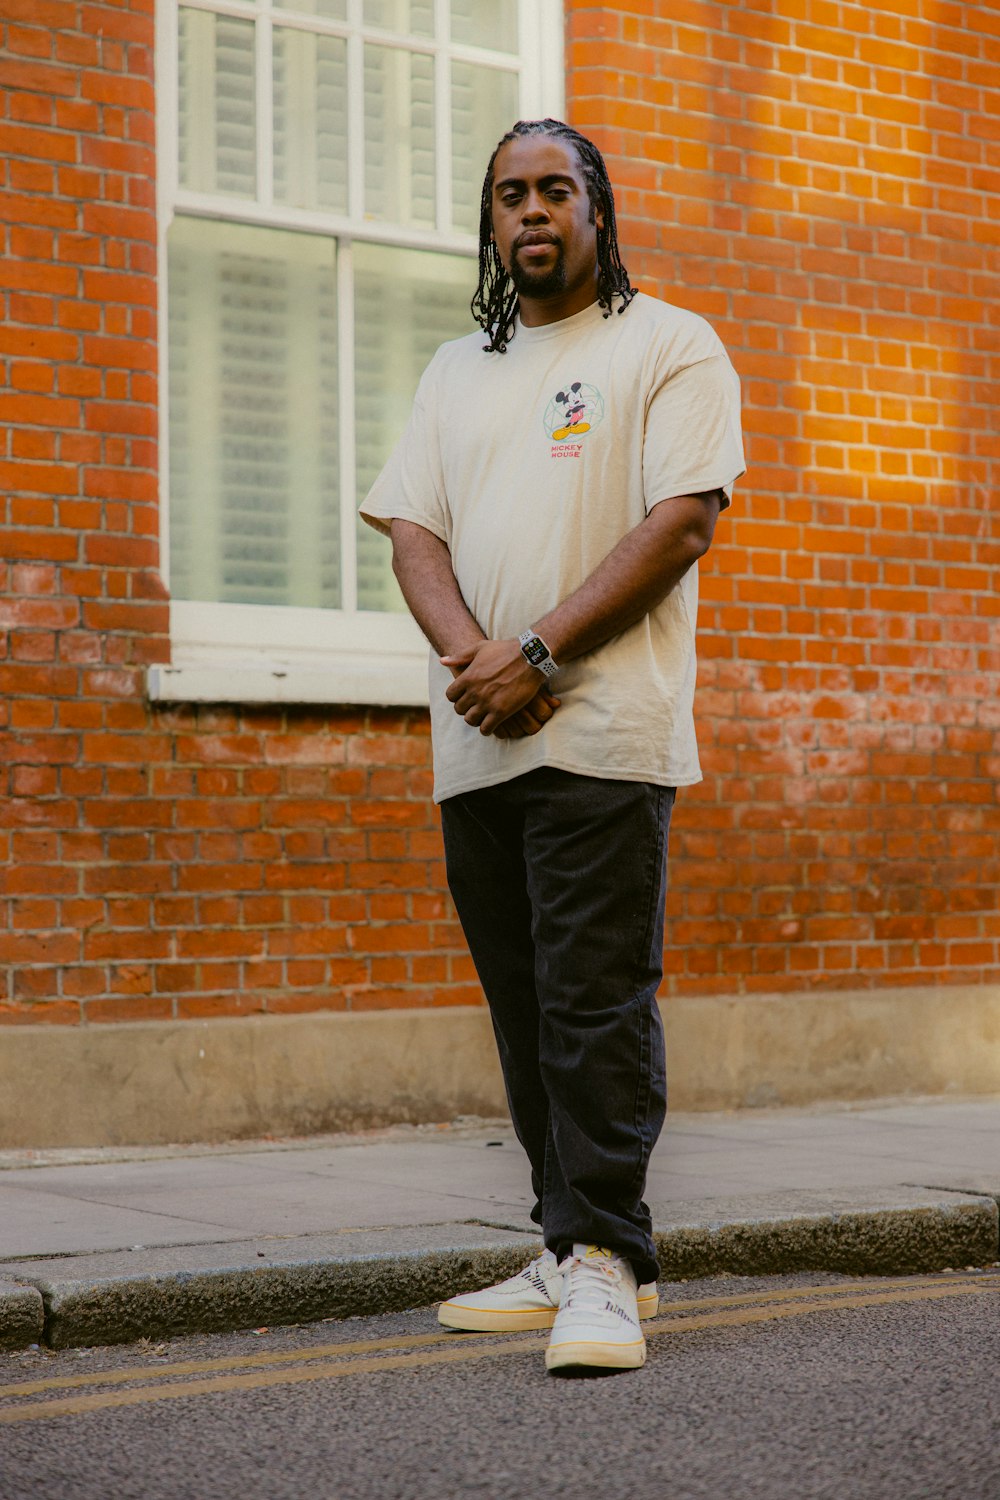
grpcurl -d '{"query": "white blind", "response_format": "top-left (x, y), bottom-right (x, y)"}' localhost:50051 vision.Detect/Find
top-left (364, 44), bottom-right (435, 229)
top-left (273, 28), bottom-right (348, 214)
top-left (451, 60), bottom-right (518, 236)
top-left (168, 219), bottom-right (340, 609)
top-left (275, 0), bottom-right (346, 17)
top-left (178, 7), bottom-right (256, 198)
top-left (450, 0), bottom-right (518, 53)
top-left (169, 3), bottom-right (529, 622)
top-left (354, 243), bottom-right (475, 613)
top-left (363, 0), bottom-right (434, 36)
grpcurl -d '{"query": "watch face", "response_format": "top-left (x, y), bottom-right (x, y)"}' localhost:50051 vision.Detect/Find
top-left (522, 636), bottom-right (549, 666)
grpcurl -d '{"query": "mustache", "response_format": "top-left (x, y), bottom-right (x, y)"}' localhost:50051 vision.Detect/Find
top-left (513, 232), bottom-right (562, 253)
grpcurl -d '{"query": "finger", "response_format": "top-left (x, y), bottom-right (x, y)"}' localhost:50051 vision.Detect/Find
top-left (464, 705), bottom-right (488, 728)
top-left (517, 711), bottom-right (544, 734)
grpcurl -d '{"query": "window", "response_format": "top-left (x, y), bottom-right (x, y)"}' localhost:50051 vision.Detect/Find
top-left (151, 0), bottom-right (564, 706)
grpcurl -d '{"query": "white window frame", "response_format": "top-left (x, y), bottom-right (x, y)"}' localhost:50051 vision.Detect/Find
top-left (149, 0), bottom-right (565, 707)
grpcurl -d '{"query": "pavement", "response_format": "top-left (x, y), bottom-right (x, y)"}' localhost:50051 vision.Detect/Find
top-left (1, 1095), bottom-right (997, 1352)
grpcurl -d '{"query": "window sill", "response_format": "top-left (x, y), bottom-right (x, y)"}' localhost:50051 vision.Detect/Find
top-left (147, 658), bottom-right (429, 707)
top-left (147, 599), bottom-right (430, 707)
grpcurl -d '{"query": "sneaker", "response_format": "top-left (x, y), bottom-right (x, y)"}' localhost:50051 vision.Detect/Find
top-left (439, 1248), bottom-right (659, 1333)
top-left (545, 1243), bottom-right (647, 1372)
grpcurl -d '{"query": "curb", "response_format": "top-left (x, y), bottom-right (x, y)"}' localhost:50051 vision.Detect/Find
top-left (651, 1187), bottom-right (999, 1279)
top-left (1, 1189), bottom-right (996, 1353)
top-left (1, 1227), bottom-right (542, 1352)
top-left (0, 1281), bottom-right (44, 1351)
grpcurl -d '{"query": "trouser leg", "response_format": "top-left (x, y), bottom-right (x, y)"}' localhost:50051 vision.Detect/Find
top-left (520, 770), bottom-right (673, 1286)
top-left (439, 781), bottom-right (550, 1223)
top-left (442, 769), bottom-right (674, 1284)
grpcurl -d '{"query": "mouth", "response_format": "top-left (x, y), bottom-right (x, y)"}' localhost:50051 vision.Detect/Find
top-left (515, 234), bottom-right (560, 258)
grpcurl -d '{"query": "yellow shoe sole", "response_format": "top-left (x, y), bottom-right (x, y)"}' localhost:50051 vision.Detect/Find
top-left (438, 1287), bottom-right (658, 1334)
top-left (545, 1336), bottom-right (647, 1372)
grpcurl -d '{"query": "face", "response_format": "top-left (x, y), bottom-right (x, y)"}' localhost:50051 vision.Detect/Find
top-left (489, 134), bottom-right (604, 315)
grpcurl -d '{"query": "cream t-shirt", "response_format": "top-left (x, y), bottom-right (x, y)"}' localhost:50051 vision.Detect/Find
top-left (360, 292), bottom-right (745, 803)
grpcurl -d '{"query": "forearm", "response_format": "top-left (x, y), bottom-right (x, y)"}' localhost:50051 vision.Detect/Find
top-left (389, 519), bottom-right (484, 657)
top-left (534, 492), bottom-right (720, 663)
top-left (390, 518), bottom-right (559, 740)
top-left (443, 492), bottom-right (721, 735)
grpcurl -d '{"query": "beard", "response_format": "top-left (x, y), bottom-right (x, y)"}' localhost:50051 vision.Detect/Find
top-left (509, 242), bottom-right (567, 298)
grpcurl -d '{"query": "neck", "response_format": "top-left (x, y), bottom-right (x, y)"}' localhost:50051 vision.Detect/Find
top-left (516, 280), bottom-right (600, 328)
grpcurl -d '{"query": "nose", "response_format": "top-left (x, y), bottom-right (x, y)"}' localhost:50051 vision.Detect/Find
top-left (521, 189), bottom-right (550, 223)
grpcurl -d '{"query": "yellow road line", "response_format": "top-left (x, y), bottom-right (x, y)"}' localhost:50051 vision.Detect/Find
top-left (2, 1272), bottom-right (994, 1401)
top-left (1, 1276), bottom-right (997, 1427)
top-left (642, 1278), bottom-right (999, 1337)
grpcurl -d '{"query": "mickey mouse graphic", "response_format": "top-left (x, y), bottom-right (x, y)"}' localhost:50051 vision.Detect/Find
top-left (552, 382), bottom-right (591, 442)
top-left (543, 381), bottom-right (605, 446)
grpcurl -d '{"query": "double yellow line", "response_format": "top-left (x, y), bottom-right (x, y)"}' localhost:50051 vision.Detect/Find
top-left (2, 1272), bottom-right (997, 1426)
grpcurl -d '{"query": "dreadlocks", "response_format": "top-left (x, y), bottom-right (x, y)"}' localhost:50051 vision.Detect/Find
top-left (471, 119), bottom-right (637, 354)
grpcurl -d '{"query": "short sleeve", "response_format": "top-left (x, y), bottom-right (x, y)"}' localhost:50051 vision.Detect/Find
top-left (358, 374), bottom-right (450, 543)
top-left (642, 354), bottom-right (745, 514)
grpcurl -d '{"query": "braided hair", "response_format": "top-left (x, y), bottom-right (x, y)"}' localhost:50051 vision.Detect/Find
top-left (471, 119), bottom-right (636, 354)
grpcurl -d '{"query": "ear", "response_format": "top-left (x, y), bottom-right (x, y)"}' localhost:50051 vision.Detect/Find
top-left (596, 203), bottom-right (606, 234)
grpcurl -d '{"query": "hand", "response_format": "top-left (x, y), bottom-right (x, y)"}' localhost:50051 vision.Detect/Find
top-left (440, 639), bottom-right (556, 736)
top-left (494, 688), bottom-right (561, 740)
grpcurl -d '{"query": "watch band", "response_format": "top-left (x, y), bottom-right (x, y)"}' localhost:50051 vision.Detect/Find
top-left (518, 629), bottom-right (559, 679)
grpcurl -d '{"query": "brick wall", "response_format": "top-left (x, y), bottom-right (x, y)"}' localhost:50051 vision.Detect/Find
top-left (567, 0), bottom-right (1000, 992)
top-left (1, 0), bottom-right (997, 1026)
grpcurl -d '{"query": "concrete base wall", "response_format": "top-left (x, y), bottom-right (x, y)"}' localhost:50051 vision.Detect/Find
top-left (2, 985), bottom-right (999, 1149)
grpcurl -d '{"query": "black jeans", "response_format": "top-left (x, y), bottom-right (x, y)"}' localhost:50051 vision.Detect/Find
top-left (440, 768), bottom-right (675, 1286)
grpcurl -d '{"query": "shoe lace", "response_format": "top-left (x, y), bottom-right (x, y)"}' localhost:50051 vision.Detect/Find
top-left (562, 1255), bottom-right (622, 1312)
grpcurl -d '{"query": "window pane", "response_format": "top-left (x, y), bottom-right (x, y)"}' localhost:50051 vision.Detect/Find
top-left (363, 0), bottom-right (434, 37)
top-left (274, 28), bottom-right (348, 213)
top-left (355, 243), bottom-right (476, 613)
top-left (451, 63), bottom-right (518, 234)
top-left (168, 218), bottom-right (340, 610)
top-left (451, 0), bottom-right (518, 52)
top-left (178, 8), bottom-right (256, 199)
top-left (364, 45), bottom-right (435, 228)
top-left (274, 0), bottom-right (347, 19)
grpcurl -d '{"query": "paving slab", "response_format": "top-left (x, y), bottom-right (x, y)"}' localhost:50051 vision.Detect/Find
top-left (0, 1145), bottom-right (533, 1259)
top-left (913, 1175), bottom-right (1000, 1210)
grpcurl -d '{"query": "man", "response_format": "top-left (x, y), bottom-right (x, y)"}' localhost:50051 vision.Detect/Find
top-left (361, 119), bottom-right (744, 1374)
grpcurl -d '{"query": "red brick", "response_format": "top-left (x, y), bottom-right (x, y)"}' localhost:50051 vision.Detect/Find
top-left (0, 1), bottom-right (996, 1026)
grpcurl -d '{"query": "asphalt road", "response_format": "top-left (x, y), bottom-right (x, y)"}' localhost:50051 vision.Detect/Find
top-left (1, 1268), bottom-right (998, 1500)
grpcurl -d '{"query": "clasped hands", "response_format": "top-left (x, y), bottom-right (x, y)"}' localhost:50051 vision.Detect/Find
top-left (440, 639), bottom-right (560, 739)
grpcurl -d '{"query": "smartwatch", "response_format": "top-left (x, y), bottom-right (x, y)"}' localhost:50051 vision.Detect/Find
top-left (518, 628), bottom-right (559, 679)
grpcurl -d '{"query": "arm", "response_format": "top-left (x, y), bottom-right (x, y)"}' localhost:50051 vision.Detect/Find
top-left (389, 519), bottom-right (560, 740)
top-left (389, 518), bottom-right (481, 661)
top-left (442, 490), bottom-right (722, 736)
